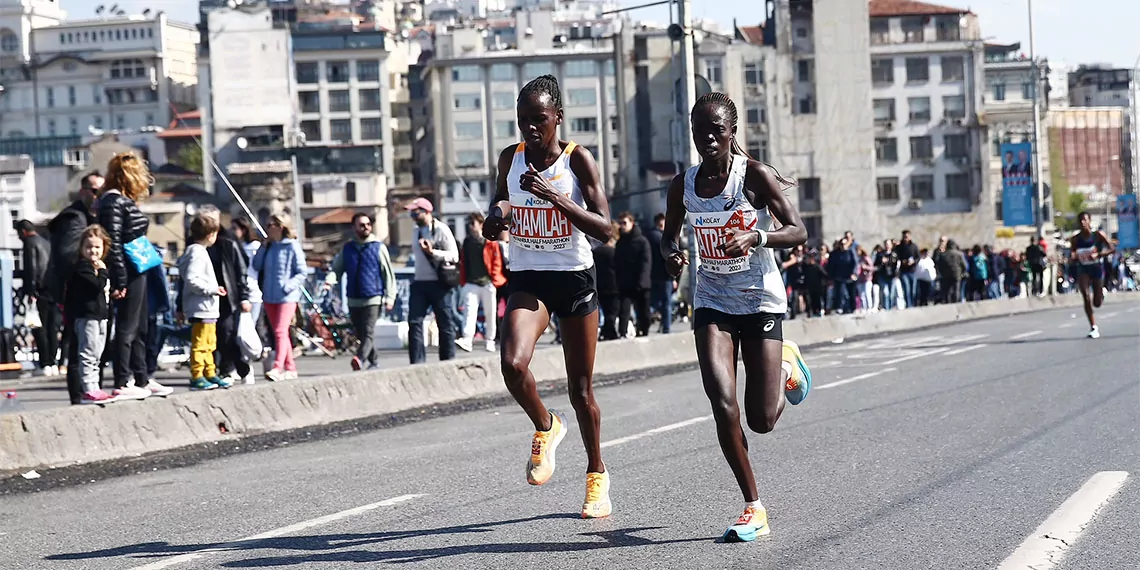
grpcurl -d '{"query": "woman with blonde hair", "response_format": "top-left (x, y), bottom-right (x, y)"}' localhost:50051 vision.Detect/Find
top-left (251, 213), bottom-right (307, 381)
top-left (97, 152), bottom-right (172, 400)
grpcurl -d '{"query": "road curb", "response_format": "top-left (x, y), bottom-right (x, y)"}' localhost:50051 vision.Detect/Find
top-left (1, 292), bottom-right (1134, 474)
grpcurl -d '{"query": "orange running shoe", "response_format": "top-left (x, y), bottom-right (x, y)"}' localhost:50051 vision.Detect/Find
top-left (723, 504), bottom-right (770, 542)
top-left (581, 470), bottom-right (612, 518)
top-left (526, 410), bottom-right (567, 486)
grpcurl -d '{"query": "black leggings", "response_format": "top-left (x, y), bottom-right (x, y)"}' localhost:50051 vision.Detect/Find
top-left (112, 275), bottom-right (150, 389)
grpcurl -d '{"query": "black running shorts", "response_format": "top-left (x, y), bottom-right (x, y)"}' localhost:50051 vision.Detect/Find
top-left (693, 309), bottom-right (783, 341)
top-left (510, 267), bottom-right (599, 319)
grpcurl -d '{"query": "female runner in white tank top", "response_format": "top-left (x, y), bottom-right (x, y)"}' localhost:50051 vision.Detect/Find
top-left (482, 75), bottom-right (615, 519)
top-left (661, 92), bottom-right (813, 542)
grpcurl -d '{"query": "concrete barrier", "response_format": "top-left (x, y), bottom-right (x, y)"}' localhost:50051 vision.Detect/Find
top-left (1, 293), bottom-right (1134, 474)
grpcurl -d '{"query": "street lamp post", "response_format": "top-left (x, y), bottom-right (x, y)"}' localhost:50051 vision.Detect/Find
top-left (1027, 0), bottom-right (1047, 239)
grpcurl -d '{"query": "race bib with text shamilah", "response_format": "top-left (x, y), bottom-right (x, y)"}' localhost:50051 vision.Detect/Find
top-left (510, 193), bottom-right (572, 252)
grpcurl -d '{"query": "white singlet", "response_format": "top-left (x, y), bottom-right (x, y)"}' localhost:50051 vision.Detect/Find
top-left (506, 141), bottom-right (594, 272)
top-left (683, 154), bottom-right (788, 315)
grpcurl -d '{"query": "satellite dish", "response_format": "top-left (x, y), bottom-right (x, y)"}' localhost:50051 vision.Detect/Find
top-left (675, 75), bottom-right (714, 114)
top-left (236, 137), bottom-right (248, 149)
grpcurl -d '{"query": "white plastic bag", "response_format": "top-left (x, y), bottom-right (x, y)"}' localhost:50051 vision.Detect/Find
top-left (237, 312), bottom-right (263, 361)
top-left (24, 308), bottom-right (41, 329)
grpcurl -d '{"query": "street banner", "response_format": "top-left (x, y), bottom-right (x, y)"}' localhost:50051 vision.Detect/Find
top-left (1117, 193), bottom-right (1139, 249)
top-left (1000, 142), bottom-right (1035, 227)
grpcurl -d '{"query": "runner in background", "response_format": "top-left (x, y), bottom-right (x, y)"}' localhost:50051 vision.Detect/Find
top-left (661, 92), bottom-right (812, 543)
top-left (482, 74), bottom-right (615, 519)
top-left (1069, 212), bottom-right (1114, 339)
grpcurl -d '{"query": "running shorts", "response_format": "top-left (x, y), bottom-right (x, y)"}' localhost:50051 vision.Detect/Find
top-left (510, 268), bottom-right (599, 319)
top-left (693, 309), bottom-right (783, 341)
top-left (1077, 264), bottom-right (1105, 281)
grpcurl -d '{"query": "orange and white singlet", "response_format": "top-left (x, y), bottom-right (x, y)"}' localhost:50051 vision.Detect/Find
top-left (506, 142), bottom-right (595, 272)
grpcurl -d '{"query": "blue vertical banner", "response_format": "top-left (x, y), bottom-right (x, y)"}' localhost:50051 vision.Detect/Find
top-left (1117, 193), bottom-right (1139, 249)
top-left (1000, 142), bottom-right (1035, 227)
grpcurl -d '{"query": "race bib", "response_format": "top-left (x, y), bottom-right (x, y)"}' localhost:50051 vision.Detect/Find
top-left (510, 194), bottom-right (572, 252)
top-left (1076, 247), bottom-right (1097, 265)
top-left (689, 209), bottom-right (757, 274)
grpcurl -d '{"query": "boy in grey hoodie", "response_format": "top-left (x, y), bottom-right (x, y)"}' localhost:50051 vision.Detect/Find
top-left (178, 215), bottom-right (233, 390)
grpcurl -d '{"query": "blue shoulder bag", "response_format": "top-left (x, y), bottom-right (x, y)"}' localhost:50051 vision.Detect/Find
top-left (124, 235), bottom-right (162, 274)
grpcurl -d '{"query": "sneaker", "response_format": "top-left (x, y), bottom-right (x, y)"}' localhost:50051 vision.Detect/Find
top-left (241, 372), bottom-right (256, 385)
top-left (189, 377), bottom-right (216, 391)
top-left (1088, 326), bottom-right (1101, 339)
top-left (209, 376), bottom-right (234, 389)
top-left (81, 389), bottom-right (117, 405)
top-left (265, 369), bottom-right (284, 382)
top-left (146, 380), bottom-right (175, 397)
top-left (485, 341), bottom-right (497, 352)
top-left (455, 338), bottom-right (473, 353)
top-left (581, 470), bottom-right (612, 519)
top-left (284, 370), bottom-right (298, 380)
top-left (351, 356), bottom-right (363, 371)
top-left (112, 385), bottom-right (151, 400)
top-left (526, 410), bottom-right (568, 486)
top-left (723, 504), bottom-right (771, 543)
top-left (782, 340), bottom-right (812, 405)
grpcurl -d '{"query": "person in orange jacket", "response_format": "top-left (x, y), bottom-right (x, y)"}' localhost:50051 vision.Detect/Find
top-left (457, 213), bottom-right (508, 352)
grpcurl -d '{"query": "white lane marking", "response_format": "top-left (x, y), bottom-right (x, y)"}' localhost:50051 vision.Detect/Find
top-left (1060, 323), bottom-right (1076, 329)
top-left (600, 415), bottom-right (713, 448)
top-left (1101, 311), bottom-right (1119, 319)
top-left (128, 494), bottom-right (427, 570)
top-left (944, 344), bottom-right (987, 356)
top-left (996, 471), bottom-right (1129, 570)
top-left (883, 348), bottom-right (948, 365)
top-left (1010, 330), bottom-right (1043, 340)
top-left (816, 368), bottom-right (898, 390)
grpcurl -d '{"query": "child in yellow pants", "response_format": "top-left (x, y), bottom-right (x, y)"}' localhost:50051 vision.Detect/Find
top-left (178, 215), bottom-right (233, 390)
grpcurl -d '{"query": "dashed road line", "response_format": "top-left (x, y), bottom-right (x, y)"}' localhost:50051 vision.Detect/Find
top-left (944, 344), bottom-right (987, 356)
top-left (601, 416), bottom-right (713, 448)
top-left (817, 368), bottom-right (898, 390)
top-left (1010, 330), bottom-right (1043, 340)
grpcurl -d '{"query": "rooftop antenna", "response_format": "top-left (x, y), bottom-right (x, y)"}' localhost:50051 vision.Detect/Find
top-left (95, 5), bottom-right (105, 16)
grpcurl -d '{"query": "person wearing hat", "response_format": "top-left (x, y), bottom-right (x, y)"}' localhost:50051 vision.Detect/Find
top-left (404, 197), bottom-right (460, 364)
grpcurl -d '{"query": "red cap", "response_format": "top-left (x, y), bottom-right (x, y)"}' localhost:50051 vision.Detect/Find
top-left (404, 197), bottom-right (434, 213)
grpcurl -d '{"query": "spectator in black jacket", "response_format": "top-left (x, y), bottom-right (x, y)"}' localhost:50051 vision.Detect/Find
top-left (592, 224), bottom-right (620, 341)
top-left (827, 237), bottom-right (858, 314)
top-left (1025, 236), bottom-right (1047, 296)
top-left (49, 171), bottom-right (102, 403)
top-left (614, 212), bottom-right (652, 337)
top-left (197, 205), bottom-right (253, 383)
top-left (643, 213), bottom-right (675, 333)
top-left (18, 219), bottom-right (59, 377)
top-left (933, 237), bottom-right (966, 304)
top-left (97, 152), bottom-right (172, 400)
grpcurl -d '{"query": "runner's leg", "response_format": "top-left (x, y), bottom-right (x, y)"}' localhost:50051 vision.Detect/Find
top-left (740, 337), bottom-right (786, 435)
top-left (501, 292), bottom-right (554, 430)
top-left (1078, 274), bottom-right (1095, 327)
top-left (558, 310), bottom-right (604, 473)
top-left (696, 322), bottom-right (757, 502)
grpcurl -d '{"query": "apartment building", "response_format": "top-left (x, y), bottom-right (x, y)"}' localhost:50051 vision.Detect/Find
top-left (1049, 107), bottom-right (1131, 233)
top-left (867, 0), bottom-right (992, 247)
top-left (1068, 65), bottom-right (1133, 108)
top-left (0, 12), bottom-right (198, 139)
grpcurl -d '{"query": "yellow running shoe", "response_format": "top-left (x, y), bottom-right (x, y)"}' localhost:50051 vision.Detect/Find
top-left (723, 504), bottom-right (770, 542)
top-left (526, 410), bottom-right (567, 486)
top-left (581, 470), bottom-right (612, 519)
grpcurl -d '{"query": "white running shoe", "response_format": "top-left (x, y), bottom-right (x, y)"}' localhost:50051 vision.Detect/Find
top-left (455, 338), bottom-right (473, 353)
top-left (113, 385), bottom-right (151, 401)
top-left (146, 380), bottom-right (175, 397)
top-left (1087, 326), bottom-right (1100, 339)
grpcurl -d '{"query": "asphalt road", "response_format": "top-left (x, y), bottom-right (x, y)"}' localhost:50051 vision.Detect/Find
top-left (0, 302), bottom-right (1136, 569)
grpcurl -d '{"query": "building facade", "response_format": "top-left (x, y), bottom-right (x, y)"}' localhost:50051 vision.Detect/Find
top-left (1048, 107), bottom-right (1131, 233)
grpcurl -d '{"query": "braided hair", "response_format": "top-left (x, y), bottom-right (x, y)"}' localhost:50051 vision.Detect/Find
top-left (693, 92), bottom-right (795, 188)
top-left (518, 74), bottom-right (563, 110)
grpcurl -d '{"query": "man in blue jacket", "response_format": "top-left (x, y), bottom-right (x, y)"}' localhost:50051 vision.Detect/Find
top-left (828, 236), bottom-right (859, 314)
top-left (332, 212), bottom-right (397, 371)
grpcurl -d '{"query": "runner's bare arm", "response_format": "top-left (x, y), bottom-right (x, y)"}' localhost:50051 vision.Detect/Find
top-left (1097, 231), bottom-right (1116, 257)
top-left (661, 174), bottom-right (688, 277)
top-left (744, 160), bottom-right (808, 249)
top-left (1069, 235), bottom-right (1079, 261)
top-left (484, 145), bottom-right (516, 240)
top-left (559, 145), bottom-right (612, 243)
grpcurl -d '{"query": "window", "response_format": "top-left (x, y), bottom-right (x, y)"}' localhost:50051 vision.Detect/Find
top-left (451, 65), bottom-right (482, 82)
top-left (799, 177), bottom-right (820, 210)
top-left (566, 88), bottom-right (596, 107)
top-left (523, 61), bottom-right (554, 78)
top-left (127, 90), bottom-right (136, 104)
top-left (604, 60), bottom-right (615, 76)
top-left (93, 86), bottom-right (102, 105)
top-left (908, 97), bottom-right (931, 122)
top-left (93, 116), bottom-right (103, 130)
top-left (345, 181), bottom-right (357, 203)
top-left (493, 92), bottom-right (515, 109)
top-left (911, 175), bottom-right (935, 200)
top-left (1, 32), bottom-right (17, 52)
top-left (584, 145), bottom-right (599, 159)
top-left (326, 61), bottom-right (350, 83)
top-left (328, 90), bottom-right (350, 112)
top-left (871, 59), bottom-right (894, 84)
top-left (945, 134), bottom-right (968, 158)
top-left (490, 64), bottom-right (515, 81)
top-left (744, 63), bottom-right (764, 85)
top-left (565, 60), bottom-right (597, 77)
top-left (45, 87), bottom-right (54, 108)
top-left (360, 118), bottom-right (383, 140)
top-left (455, 122), bottom-right (482, 140)
top-left (870, 19), bottom-right (890, 45)
top-left (750, 139), bottom-right (769, 162)
top-left (875, 138), bottom-right (898, 162)
top-left (296, 62), bottom-right (319, 84)
top-left (877, 177), bottom-right (900, 201)
top-left (798, 97), bottom-right (815, 114)
top-left (299, 91), bottom-right (320, 113)
top-left (747, 107), bottom-right (763, 125)
top-left (607, 85), bottom-right (616, 104)
top-left (943, 95), bottom-right (966, 119)
top-left (941, 56), bottom-right (964, 81)
top-left (114, 30), bottom-right (120, 41)
top-left (610, 116), bottom-right (619, 131)
top-left (359, 89), bottom-right (381, 111)
top-left (330, 119), bottom-right (352, 141)
top-left (704, 58), bottom-right (722, 84)
top-left (68, 86), bottom-right (76, 107)
top-left (302, 182), bottom-right (314, 204)
top-left (47, 118), bottom-right (56, 135)
top-left (456, 150), bottom-right (484, 168)
top-left (993, 83), bottom-right (1006, 101)
top-left (936, 17), bottom-right (961, 41)
top-left (946, 173), bottom-right (969, 198)
top-left (144, 112), bottom-right (154, 126)
top-left (873, 99), bottom-right (895, 123)
top-left (494, 120), bottom-right (515, 139)
top-left (906, 58), bottom-right (929, 82)
top-left (1022, 81), bottom-right (1035, 100)
top-left (797, 59), bottom-right (814, 82)
top-left (68, 118), bottom-right (78, 135)
top-left (902, 17), bottom-right (925, 43)
top-left (909, 136), bottom-right (933, 160)
top-left (301, 120), bottom-right (321, 141)
top-left (454, 94), bottom-right (481, 110)
top-left (571, 117), bottom-right (597, 132)
top-left (356, 61), bottom-right (380, 82)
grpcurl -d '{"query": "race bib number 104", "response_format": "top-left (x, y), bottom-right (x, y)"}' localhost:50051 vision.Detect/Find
top-left (689, 210), bottom-right (756, 275)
